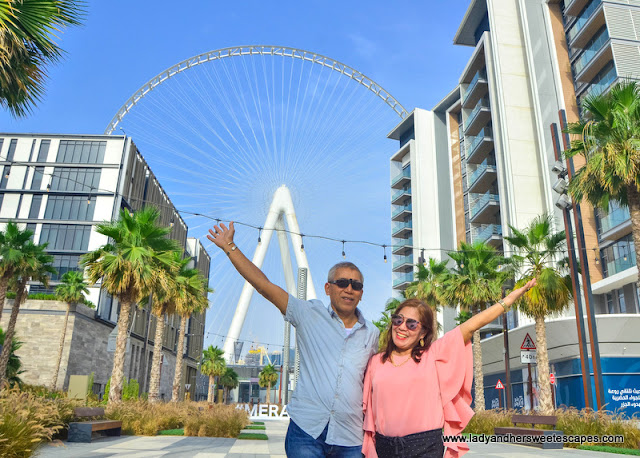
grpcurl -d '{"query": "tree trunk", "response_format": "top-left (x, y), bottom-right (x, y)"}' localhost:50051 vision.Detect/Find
top-left (223, 386), bottom-right (228, 404)
top-left (0, 271), bottom-right (12, 323)
top-left (108, 299), bottom-right (133, 404)
top-left (0, 278), bottom-right (27, 388)
top-left (51, 302), bottom-right (72, 390)
top-left (267, 382), bottom-right (271, 404)
top-left (472, 329), bottom-right (485, 412)
top-left (535, 316), bottom-right (554, 414)
top-left (208, 375), bottom-right (214, 403)
top-left (172, 314), bottom-right (188, 402)
top-left (626, 185), bottom-right (640, 286)
top-left (148, 312), bottom-right (166, 403)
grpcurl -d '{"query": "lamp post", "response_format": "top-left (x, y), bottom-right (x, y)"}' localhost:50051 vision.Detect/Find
top-left (550, 111), bottom-right (604, 410)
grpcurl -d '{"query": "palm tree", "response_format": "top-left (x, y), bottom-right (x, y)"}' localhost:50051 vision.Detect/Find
top-left (0, 221), bottom-right (35, 322)
top-left (171, 268), bottom-right (210, 402)
top-left (565, 80), bottom-right (640, 276)
top-left (441, 241), bottom-right (510, 412)
top-left (219, 367), bottom-right (239, 405)
top-left (52, 271), bottom-right (88, 389)
top-left (0, 241), bottom-right (55, 387)
top-left (372, 297), bottom-right (401, 351)
top-left (0, 0), bottom-right (85, 117)
top-left (0, 327), bottom-right (24, 387)
top-left (82, 207), bottom-right (179, 403)
top-left (404, 258), bottom-right (449, 337)
top-left (258, 364), bottom-right (278, 404)
top-left (201, 345), bottom-right (226, 403)
top-left (505, 214), bottom-right (572, 414)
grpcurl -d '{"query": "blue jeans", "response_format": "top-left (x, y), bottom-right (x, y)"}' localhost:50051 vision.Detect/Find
top-left (285, 420), bottom-right (363, 457)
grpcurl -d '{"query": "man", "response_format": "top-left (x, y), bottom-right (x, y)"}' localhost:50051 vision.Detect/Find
top-left (208, 222), bottom-right (379, 457)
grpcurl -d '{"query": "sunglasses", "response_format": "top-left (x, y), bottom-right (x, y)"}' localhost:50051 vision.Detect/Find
top-left (328, 278), bottom-right (364, 291)
top-left (391, 314), bottom-right (421, 331)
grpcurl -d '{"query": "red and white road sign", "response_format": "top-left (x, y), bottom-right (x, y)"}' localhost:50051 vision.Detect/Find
top-left (521, 333), bottom-right (536, 350)
top-left (550, 373), bottom-right (556, 385)
top-left (495, 379), bottom-right (505, 390)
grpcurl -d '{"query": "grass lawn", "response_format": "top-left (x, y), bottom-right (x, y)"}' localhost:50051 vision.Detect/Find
top-left (251, 421), bottom-right (265, 425)
top-left (158, 429), bottom-right (184, 436)
top-left (238, 433), bottom-right (268, 440)
top-left (578, 445), bottom-right (640, 456)
top-left (245, 425), bottom-right (266, 430)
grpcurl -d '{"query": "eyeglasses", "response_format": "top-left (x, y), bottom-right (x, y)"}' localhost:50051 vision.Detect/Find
top-left (328, 278), bottom-right (364, 291)
top-left (391, 314), bottom-right (421, 331)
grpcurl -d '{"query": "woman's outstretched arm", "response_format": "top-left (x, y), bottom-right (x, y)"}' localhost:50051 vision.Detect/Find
top-left (459, 279), bottom-right (536, 344)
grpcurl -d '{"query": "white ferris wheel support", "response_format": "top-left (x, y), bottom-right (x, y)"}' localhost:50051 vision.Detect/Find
top-left (222, 185), bottom-right (317, 363)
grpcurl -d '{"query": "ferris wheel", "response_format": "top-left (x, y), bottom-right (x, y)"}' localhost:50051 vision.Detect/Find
top-left (108, 45), bottom-right (407, 353)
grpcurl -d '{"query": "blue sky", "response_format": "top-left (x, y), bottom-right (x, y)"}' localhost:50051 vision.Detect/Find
top-left (1, 0), bottom-right (475, 356)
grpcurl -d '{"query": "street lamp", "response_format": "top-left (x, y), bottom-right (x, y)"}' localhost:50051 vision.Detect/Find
top-left (551, 111), bottom-right (605, 410)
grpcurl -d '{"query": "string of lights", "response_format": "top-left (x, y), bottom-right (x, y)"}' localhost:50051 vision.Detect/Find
top-left (0, 152), bottom-right (609, 262)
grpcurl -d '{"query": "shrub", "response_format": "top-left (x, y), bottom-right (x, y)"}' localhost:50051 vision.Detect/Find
top-left (0, 389), bottom-right (66, 457)
top-left (123, 379), bottom-right (139, 401)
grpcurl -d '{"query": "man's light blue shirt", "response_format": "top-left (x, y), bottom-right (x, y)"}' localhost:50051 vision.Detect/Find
top-left (284, 294), bottom-right (379, 447)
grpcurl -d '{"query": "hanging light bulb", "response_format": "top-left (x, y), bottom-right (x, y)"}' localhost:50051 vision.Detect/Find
top-left (342, 241), bottom-right (346, 259)
top-left (170, 218), bottom-right (174, 228)
top-left (300, 234), bottom-right (304, 252)
top-left (258, 227), bottom-right (262, 246)
top-left (46, 181), bottom-right (51, 192)
top-left (383, 245), bottom-right (387, 263)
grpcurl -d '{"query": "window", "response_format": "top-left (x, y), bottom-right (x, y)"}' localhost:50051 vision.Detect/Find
top-left (0, 193), bottom-right (3, 212)
top-left (29, 195), bottom-right (43, 219)
top-left (6, 139), bottom-right (17, 162)
top-left (26, 223), bottom-right (36, 240)
top-left (44, 195), bottom-right (96, 221)
top-left (39, 224), bottom-right (91, 251)
top-left (36, 140), bottom-right (51, 162)
top-left (0, 166), bottom-right (10, 188)
top-left (57, 140), bottom-right (106, 164)
top-left (50, 254), bottom-right (82, 281)
top-left (31, 167), bottom-right (44, 190)
top-left (50, 168), bottom-right (101, 192)
top-left (606, 293), bottom-right (615, 314)
top-left (618, 289), bottom-right (627, 313)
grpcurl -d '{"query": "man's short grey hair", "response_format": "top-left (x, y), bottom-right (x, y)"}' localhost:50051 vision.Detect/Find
top-left (327, 262), bottom-right (364, 283)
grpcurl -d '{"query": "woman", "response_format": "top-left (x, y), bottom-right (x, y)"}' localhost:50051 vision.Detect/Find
top-left (362, 279), bottom-right (536, 458)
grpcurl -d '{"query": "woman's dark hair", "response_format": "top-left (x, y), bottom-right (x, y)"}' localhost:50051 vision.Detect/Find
top-left (381, 298), bottom-right (435, 364)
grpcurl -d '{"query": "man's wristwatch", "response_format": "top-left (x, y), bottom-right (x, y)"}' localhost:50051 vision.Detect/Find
top-left (498, 298), bottom-right (510, 312)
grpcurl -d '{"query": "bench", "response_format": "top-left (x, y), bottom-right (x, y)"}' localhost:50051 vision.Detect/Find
top-left (68, 407), bottom-right (122, 443)
top-left (494, 414), bottom-right (563, 449)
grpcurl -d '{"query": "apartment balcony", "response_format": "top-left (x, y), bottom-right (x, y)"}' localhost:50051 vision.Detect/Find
top-left (392, 237), bottom-right (413, 255)
top-left (464, 98), bottom-right (491, 136)
top-left (606, 251), bottom-right (636, 277)
top-left (391, 187), bottom-right (411, 205)
top-left (566, 0), bottom-right (604, 49)
top-left (392, 203), bottom-right (412, 221)
top-left (465, 127), bottom-right (494, 164)
top-left (392, 220), bottom-right (413, 237)
top-left (392, 255), bottom-right (414, 273)
top-left (392, 272), bottom-right (414, 290)
top-left (564, 0), bottom-right (591, 17)
top-left (579, 64), bottom-right (617, 102)
top-left (471, 224), bottom-right (502, 247)
top-left (391, 168), bottom-right (411, 189)
top-left (572, 28), bottom-right (611, 83)
top-left (599, 206), bottom-right (631, 242)
top-left (461, 70), bottom-right (488, 109)
top-left (469, 192), bottom-right (500, 224)
top-left (467, 160), bottom-right (497, 194)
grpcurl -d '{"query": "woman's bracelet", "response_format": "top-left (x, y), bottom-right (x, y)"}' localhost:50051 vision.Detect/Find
top-left (225, 242), bottom-right (237, 256)
top-left (498, 298), bottom-right (510, 313)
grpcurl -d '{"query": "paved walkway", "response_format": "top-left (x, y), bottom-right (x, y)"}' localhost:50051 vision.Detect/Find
top-left (36, 420), bottom-right (620, 457)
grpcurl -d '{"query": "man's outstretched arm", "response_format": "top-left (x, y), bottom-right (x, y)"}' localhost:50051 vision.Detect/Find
top-left (207, 222), bottom-right (289, 314)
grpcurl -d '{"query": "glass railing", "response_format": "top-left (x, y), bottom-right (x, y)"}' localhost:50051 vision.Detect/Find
top-left (567, 0), bottom-right (602, 42)
top-left (606, 251), bottom-right (636, 276)
top-left (393, 272), bottom-right (414, 287)
top-left (464, 98), bottom-right (490, 131)
top-left (466, 127), bottom-right (493, 157)
top-left (391, 188), bottom-right (411, 202)
top-left (572, 28), bottom-right (609, 75)
top-left (392, 204), bottom-right (412, 219)
top-left (600, 206), bottom-right (630, 233)
top-left (472, 224), bottom-right (502, 243)
top-left (393, 237), bottom-right (413, 249)
top-left (391, 168), bottom-right (411, 186)
top-left (392, 255), bottom-right (413, 270)
top-left (392, 221), bottom-right (412, 234)
top-left (462, 70), bottom-right (487, 103)
top-left (581, 64), bottom-right (617, 102)
top-left (468, 159), bottom-right (497, 188)
top-left (470, 192), bottom-right (499, 218)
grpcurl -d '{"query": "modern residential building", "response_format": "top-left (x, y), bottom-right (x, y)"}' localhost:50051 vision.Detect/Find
top-left (0, 133), bottom-right (209, 400)
top-left (388, 0), bottom-right (640, 415)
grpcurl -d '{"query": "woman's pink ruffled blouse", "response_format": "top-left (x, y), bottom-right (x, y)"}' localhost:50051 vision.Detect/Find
top-left (362, 327), bottom-right (474, 458)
